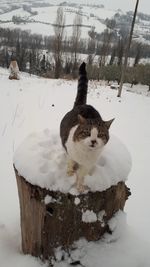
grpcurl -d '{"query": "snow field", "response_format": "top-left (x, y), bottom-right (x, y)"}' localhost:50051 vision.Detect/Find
top-left (0, 67), bottom-right (150, 266)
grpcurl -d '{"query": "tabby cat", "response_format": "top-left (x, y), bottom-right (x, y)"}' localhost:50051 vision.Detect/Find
top-left (60, 62), bottom-right (114, 192)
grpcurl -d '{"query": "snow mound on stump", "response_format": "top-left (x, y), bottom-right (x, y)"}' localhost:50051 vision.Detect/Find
top-left (13, 129), bottom-right (132, 194)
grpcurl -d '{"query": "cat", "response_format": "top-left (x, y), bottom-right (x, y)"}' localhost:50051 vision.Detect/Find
top-left (60, 62), bottom-right (114, 192)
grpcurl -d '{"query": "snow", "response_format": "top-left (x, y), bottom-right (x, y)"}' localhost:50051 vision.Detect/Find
top-left (53, 211), bottom-right (150, 267)
top-left (0, 1), bottom-right (150, 45)
top-left (82, 210), bottom-right (97, 223)
top-left (0, 4), bottom-right (109, 38)
top-left (74, 197), bottom-right (80, 205)
top-left (98, 210), bottom-right (106, 224)
top-left (83, 6), bottom-right (115, 20)
top-left (82, 209), bottom-right (106, 225)
top-left (0, 21), bottom-right (55, 37)
top-left (44, 195), bottom-right (53, 204)
top-left (13, 130), bottom-right (131, 193)
top-left (0, 67), bottom-right (150, 266)
top-left (0, 16), bottom-right (106, 39)
top-left (0, 8), bottom-right (30, 20)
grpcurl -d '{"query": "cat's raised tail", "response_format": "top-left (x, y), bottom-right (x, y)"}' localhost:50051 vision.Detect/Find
top-left (73, 62), bottom-right (88, 108)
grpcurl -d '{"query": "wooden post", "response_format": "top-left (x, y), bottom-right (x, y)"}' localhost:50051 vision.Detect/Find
top-left (15, 167), bottom-right (131, 263)
top-left (117, 0), bottom-right (139, 97)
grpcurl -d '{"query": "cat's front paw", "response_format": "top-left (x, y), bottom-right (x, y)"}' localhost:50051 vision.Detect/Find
top-left (67, 160), bottom-right (79, 177)
top-left (67, 168), bottom-right (76, 177)
top-left (77, 184), bottom-right (89, 193)
top-left (77, 184), bottom-right (85, 193)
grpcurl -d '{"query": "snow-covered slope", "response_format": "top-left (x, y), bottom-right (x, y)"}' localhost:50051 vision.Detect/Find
top-left (0, 0), bottom-right (150, 44)
top-left (0, 1), bottom-right (114, 38)
top-left (0, 67), bottom-right (150, 266)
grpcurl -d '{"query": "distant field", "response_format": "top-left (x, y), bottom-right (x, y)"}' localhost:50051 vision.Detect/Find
top-left (0, 2), bottom-right (115, 38)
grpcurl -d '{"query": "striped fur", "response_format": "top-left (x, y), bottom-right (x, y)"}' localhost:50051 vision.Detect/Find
top-left (73, 62), bottom-right (88, 107)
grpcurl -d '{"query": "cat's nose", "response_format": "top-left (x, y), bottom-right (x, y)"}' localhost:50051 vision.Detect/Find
top-left (91, 140), bottom-right (97, 146)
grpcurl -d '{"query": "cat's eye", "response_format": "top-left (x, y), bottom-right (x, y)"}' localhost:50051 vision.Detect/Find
top-left (98, 133), bottom-right (105, 138)
top-left (85, 131), bottom-right (90, 137)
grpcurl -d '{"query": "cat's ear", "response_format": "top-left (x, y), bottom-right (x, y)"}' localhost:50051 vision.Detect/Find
top-left (104, 118), bottom-right (115, 129)
top-left (78, 114), bottom-right (86, 124)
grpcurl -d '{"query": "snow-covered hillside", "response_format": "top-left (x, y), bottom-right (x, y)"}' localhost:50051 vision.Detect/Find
top-left (0, 1), bottom-right (114, 38)
top-left (0, 0), bottom-right (150, 44)
top-left (0, 67), bottom-right (150, 266)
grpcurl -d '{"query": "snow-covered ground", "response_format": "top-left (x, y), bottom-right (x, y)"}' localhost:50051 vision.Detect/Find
top-left (0, 7), bottom-right (29, 20)
top-left (13, 130), bottom-right (131, 194)
top-left (0, 67), bottom-right (150, 266)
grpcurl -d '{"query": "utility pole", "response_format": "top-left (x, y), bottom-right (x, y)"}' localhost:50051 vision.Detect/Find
top-left (117, 0), bottom-right (139, 97)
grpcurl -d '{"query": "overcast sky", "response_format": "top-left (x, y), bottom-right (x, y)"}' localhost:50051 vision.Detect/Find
top-left (10, 0), bottom-right (149, 15)
top-left (101, 0), bottom-right (149, 14)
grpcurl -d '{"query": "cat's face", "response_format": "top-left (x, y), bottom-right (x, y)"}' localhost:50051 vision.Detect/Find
top-left (73, 115), bottom-right (114, 150)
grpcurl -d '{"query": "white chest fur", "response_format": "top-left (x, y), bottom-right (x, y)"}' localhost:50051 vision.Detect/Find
top-left (65, 125), bottom-right (103, 171)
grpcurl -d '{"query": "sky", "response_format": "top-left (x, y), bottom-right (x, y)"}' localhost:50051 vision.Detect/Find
top-left (101, 0), bottom-right (149, 14)
top-left (72, 0), bottom-right (150, 14)
top-left (0, 0), bottom-right (149, 15)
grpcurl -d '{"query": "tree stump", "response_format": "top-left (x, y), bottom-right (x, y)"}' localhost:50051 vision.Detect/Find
top-left (9, 60), bottom-right (20, 80)
top-left (15, 167), bottom-right (131, 263)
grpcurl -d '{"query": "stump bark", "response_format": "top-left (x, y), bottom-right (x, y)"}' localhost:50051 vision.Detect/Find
top-left (15, 168), bottom-right (131, 262)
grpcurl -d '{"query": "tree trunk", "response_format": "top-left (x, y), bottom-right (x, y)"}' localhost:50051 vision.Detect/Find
top-left (15, 167), bottom-right (131, 263)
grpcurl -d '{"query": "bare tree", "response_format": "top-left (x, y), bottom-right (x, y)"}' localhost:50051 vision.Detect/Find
top-left (117, 0), bottom-right (139, 97)
top-left (71, 11), bottom-right (82, 78)
top-left (134, 42), bottom-right (142, 66)
top-left (53, 7), bottom-right (65, 79)
top-left (98, 29), bottom-right (111, 67)
top-left (117, 37), bottom-right (124, 66)
top-left (98, 19), bottom-right (116, 68)
top-left (87, 27), bottom-right (96, 65)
